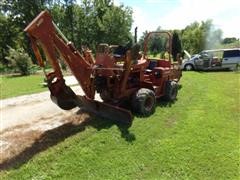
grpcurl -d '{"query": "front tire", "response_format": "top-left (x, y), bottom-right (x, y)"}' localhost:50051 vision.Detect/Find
top-left (163, 81), bottom-right (178, 101)
top-left (131, 88), bottom-right (156, 116)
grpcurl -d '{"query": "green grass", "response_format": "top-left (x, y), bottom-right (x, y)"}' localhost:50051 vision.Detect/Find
top-left (1, 71), bottom-right (240, 179)
top-left (0, 74), bottom-right (47, 99)
top-left (147, 53), bottom-right (161, 59)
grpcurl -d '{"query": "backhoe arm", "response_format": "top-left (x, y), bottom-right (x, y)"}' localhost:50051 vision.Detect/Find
top-left (24, 11), bottom-right (95, 100)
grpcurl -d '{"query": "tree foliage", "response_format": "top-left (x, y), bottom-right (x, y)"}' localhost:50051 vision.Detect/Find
top-left (181, 20), bottom-right (223, 54)
top-left (0, 0), bottom-right (133, 70)
top-left (0, 12), bottom-right (20, 64)
top-left (138, 28), bottom-right (181, 59)
top-left (49, 0), bottom-right (133, 50)
top-left (6, 47), bottom-right (33, 75)
top-left (172, 31), bottom-right (182, 61)
top-left (222, 37), bottom-right (238, 44)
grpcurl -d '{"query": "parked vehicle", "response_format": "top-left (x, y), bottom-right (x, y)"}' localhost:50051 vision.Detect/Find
top-left (182, 48), bottom-right (240, 71)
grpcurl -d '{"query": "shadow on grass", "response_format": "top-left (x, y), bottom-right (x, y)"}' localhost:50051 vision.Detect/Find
top-left (0, 110), bottom-right (135, 171)
top-left (4, 73), bottom-right (45, 78)
top-left (79, 110), bottom-right (135, 142)
top-left (5, 74), bottom-right (27, 78)
top-left (157, 98), bottom-right (176, 108)
top-left (156, 84), bottom-right (182, 108)
top-left (195, 69), bottom-right (235, 73)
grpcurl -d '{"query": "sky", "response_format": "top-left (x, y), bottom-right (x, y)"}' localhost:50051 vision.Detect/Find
top-left (114, 0), bottom-right (240, 38)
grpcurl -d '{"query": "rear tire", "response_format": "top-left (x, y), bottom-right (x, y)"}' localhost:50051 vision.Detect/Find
top-left (100, 90), bottom-right (112, 103)
top-left (131, 88), bottom-right (156, 116)
top-left (163, 81), bottom-right (178, 101)
top-left (234, 64), bottom-right (239, 71)
top-left (184, 64), bottom-right (194, 71)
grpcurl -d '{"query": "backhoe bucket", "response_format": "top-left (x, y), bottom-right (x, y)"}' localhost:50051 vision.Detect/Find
top-left (46, 75), bottom-right (78, 110)
top-left (50, 85), bottom-right (77, 110)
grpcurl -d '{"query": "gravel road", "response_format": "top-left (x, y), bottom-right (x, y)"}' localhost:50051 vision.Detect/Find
top-left (0, 76), bottom-right (101, 168)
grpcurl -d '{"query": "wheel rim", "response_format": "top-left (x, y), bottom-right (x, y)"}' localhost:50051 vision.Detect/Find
top-left (185, 64), bottom-right (192, 71)
top-left (144, 96), bottom-right (154, 112)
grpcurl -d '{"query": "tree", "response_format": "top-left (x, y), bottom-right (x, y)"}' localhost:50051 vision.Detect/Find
top-left (222, 37), bottom-right (238, 44)
top-left (0, 0), bottom-right (54, 63)
top-left (138, 30), bottom-right (149, 51)
top-left (0, 0), bottom-right (50, 29)
top-left (0, 12), bottom-right (19, 65)
top-left (138, 27), bottom-right (169, 56)
top-left (0, 0), bottom-right (133, 69)
top-left (172, 31), bottom-right (182, 61)
top-left (181, 21), bottom-right (203, 54)
top-left (6, 47), bottom-right (33, 75)
top-left (181, 20), bottom-right (223, 54)
top-left (97, 4), bottom-right (133, 45)
top-left (63, 0), bottom-right (75, 42)
top-left (51, 0), bottom-right (133, 50)
top-left (149, 35), bottom-right (163, 56)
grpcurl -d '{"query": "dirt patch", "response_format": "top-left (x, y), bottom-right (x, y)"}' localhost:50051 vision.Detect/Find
top-left (0, 130), bottom-right (42, 163)
top-left (0, 110), bottom-right (90, 170)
